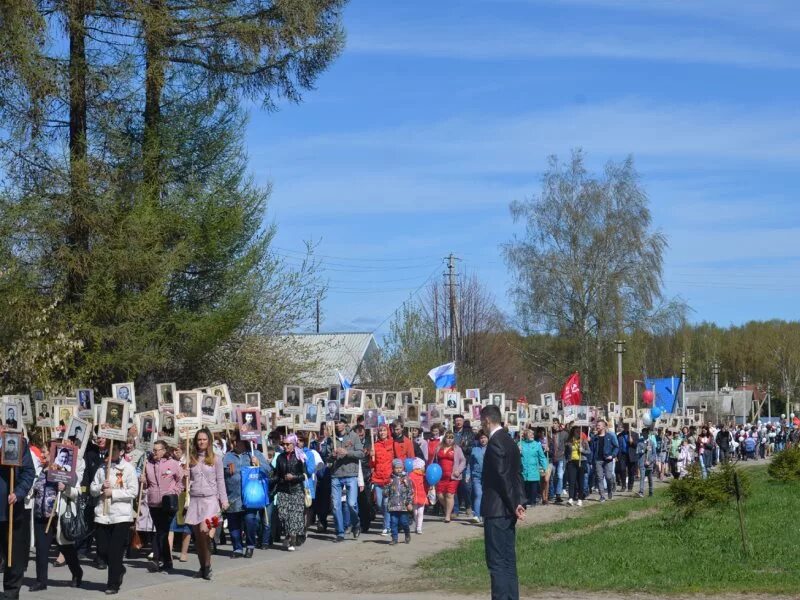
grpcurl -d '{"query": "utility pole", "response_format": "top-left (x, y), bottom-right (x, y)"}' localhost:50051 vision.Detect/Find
top-left (767, 383), bottom-right (771, 421)
top-left (445, 253), bottom-right (459, 363)
top-left (315, 296), bottom-right (321, 334)
top-left (681, 353), bottom-right (687, 416)
top-left (742, 373), bottom-right (748, 425)
top-left (712, 360), bottom-right (720, 423)
top-left (614, 340), bottom-right (625, 410)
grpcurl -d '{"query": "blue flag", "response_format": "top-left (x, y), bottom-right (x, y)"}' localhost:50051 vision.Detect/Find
top-left (645, 377), bottom-right (682, 414)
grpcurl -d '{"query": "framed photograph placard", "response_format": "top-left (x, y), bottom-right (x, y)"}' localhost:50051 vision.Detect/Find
top-left (47, 441), bottom-right (78, 486)
top-left (1, 399), bottom-right (22, 432)
top-left (283, 385), bottom-right (303, 413)
top-left (0, 431), bottom-right (23, 467)
top-left (76, 388), bottom-right (94, 418)
top-left (98, 398), bottom-right (129, 442)
top-left (175, 391), bottom-right (201, 429)
top-left (112, 382), bottom-right (136, 413)
top-left (157, 382), bottom-right (177, 411)
top-left (410, 388), bottom-right (424, 405)
top-left (443, 391), bottom-right (462, 415)
top-left (65, 415), bottom-right (91, 458)
top-left (209, 384), bottom-right (231, 409)
top-left (324, 398), bottom-right (340, 423)
top-left (488, 393), bottom-right (506, 413)
top-left (245, 392), bottom-right (261, 408)
top-left (465, 388), bottom-right (480, 400)
top-left (540, 392), bottom-right (556, 409)
top-left (300, 402), bottom-right (320, 430)
top-left (35, 400), bottom-right (53, 429)
top-left (384, 392), bottom-right (398, 412)
top-left (237, 407), bottom-right (261, 441)
top-left (200, 393), bottom-right (219, 426)
top-left (136, 410), bottom-right (160, 451)
top-left (343, 389), bottom-right (365, 414)
top-left (158, 410), bottom-right (177, 445)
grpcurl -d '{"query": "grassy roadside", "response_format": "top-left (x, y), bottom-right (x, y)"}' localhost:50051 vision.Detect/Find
top-left (419, 466), bottom-right (800, 595)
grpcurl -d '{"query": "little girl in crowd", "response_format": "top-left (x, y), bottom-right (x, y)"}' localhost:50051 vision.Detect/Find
top-left (383, 459), bottom-right (413, 545)
top-left (409, 458), bottom-right (427, 534)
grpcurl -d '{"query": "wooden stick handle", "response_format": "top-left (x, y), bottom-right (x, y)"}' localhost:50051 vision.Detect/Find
top-left (103, 439), bottom-right (114, 516)
top-left (45, 490), bottom-right (62, 534)
top-left (134, 478), bottom-right (145, 522)
top-left (7, 468), bottom-right (13, 568)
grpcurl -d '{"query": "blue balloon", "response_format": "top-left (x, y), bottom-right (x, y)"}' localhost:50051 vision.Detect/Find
top-left (650, 407), bottom-right (662, 420)
top-left (426, 463), bottom-right (442, 486)
top-left (404, 458), bottom-right (415, 474)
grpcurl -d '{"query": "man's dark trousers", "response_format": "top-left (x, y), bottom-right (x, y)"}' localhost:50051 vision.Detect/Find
top-left (484, 515), bottom-right (518, 600)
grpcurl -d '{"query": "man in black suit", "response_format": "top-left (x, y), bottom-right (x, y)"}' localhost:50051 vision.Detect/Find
top-left (479, 404), bottom-right (525, 600)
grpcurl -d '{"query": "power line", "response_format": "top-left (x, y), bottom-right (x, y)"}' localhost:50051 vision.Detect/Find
top-left (272, 246), bottom-right (439, 264)
top-left (369, 266), bottom-right (440, 335)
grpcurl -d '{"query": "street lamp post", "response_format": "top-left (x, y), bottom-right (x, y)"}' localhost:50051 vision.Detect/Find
top-left (681, 353), bottom-right (687, 416)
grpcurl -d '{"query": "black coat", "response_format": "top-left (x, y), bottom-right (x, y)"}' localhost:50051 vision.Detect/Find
top-left (480, 428), bottom-right (524, 519)
top-left (274, 451), bottom-right (306, 493)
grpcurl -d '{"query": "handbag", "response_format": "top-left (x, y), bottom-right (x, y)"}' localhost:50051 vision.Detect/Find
top-left (162, 494), bottom-right (179, 513)
top-left (60, 495), bottom-right (92, 543)
top-left (303, 474), bottom-right (312, 508)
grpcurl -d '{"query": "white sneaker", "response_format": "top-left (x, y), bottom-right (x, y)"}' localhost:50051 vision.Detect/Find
top-left (577, 500), bottom-right (583, 507)
top-left (471, 515), bottom-right (481, 523)
top-left (415, 528), bottom-right (422, 534)
top-left (287, 545), bottom-right (296, 552)
top-left (381, 528), bottom-right (389, 536)
top-left (562, 490), bottom-right (569, 498)
top-left (567, 498), bottom-right (574, 506)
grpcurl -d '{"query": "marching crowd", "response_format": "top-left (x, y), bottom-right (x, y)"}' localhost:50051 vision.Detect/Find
top-left (0, 413), bottom-right (791, 598)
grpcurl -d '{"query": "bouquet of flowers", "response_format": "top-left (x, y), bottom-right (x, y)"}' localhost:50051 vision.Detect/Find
top-left (204, 515), bottom-right (221, 530)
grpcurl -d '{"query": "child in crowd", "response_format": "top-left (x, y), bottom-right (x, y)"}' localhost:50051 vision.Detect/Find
top-left (383, 459), bottom-right (413, 545)
top-left (409, 458), bottom-right (427, 534)
top-left (678, 438), bottom-right (693, 478)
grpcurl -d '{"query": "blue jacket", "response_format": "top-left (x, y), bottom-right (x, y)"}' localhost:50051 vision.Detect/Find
top-left (468, 445), bottom-right (486, 480)
top-left (1, 447), bottom-right (34, 522)
top-left (223, 448), bottom-right (270, 513)
top-left (590, 432), bottom-right (620, 461)
top-left (518, 439), bottom-right (549, 482)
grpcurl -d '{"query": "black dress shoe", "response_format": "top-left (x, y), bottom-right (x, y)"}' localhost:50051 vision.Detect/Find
top-left (203, 567), bottom-right (213, 581)
top-left (70, 576), bottom-right (83, 588)
top-left (29, 583), bottom-right (48, 592)
top-left (352, 527), bottom-right (361, 539)
top-left (105, 588), bottom-right (119, 595)
top-left (94, 559), bottom-right (108, 570)
top-left (244, 548), bottom-right (254, 558)
top-left (147, 560), bottom-right (160, 572)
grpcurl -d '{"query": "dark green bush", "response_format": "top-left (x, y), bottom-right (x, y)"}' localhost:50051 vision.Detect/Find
top-left (666, 463), bottom-right (749, 519)
top-left (767, 445), bottom-right (800, 482)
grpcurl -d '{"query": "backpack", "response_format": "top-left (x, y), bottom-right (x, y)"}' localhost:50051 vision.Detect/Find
top-left (241, 465), bottom-right (268, 509)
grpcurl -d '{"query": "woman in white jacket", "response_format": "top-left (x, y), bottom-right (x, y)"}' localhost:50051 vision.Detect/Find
top-left (90, 441), bottom-right (138, 595)
top-left (30, 443), bottom-right (86, 591)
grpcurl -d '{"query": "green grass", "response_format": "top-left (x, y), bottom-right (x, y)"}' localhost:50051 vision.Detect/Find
top-left (419, 466), bottom-right (800, 594)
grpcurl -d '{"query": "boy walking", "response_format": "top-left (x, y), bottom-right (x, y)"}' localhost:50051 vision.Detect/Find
top-left (383, 459), bottom-right (413, 545)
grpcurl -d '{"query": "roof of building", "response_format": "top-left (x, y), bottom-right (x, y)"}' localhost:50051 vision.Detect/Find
top-left (286, 332), bottom-right (379, 388)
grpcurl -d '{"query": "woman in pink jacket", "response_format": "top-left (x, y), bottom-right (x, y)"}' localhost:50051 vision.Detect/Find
top-left (142, 440), bottom-right (183, 573)
top-left (184, 428), bottom-right (228, 580)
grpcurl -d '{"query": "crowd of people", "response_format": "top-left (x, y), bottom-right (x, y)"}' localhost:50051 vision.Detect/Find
top-left (0, 411), bottom-right (791, 598)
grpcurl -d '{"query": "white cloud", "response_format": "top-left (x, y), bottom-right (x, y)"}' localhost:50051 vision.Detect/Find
top-left (346, 22), bottom-right (798, 69)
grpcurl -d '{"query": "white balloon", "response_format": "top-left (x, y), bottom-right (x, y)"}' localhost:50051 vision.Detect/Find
top-left (641, 413), bottom-right (653, 427)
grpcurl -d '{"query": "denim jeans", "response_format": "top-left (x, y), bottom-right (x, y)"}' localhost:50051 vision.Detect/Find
top-left (594, 460), bottom-right (615, 499)
top-left (389, 511), bottom-right (409, 540)
top-left (548, 459), bottom-right (565, 497)
top-left (228, 509), bottom-right (260, 552)
top-left (471, 476), bottom-right (483, 516)
top-left (257, 504), bottom-right (272, 545)
top-left (331, 476), bottom-right (359, 537)
top-left (374, 484), bottom-right (391, 530)
top-left (454, 477), bottom-right (472, 514)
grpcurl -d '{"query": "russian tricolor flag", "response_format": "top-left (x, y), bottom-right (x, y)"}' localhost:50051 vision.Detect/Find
top-left (428, 362), bottom-right (456, 389)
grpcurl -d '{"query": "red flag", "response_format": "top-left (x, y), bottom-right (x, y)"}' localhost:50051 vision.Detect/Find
top-left (561, 372), bottom-right (582, 406)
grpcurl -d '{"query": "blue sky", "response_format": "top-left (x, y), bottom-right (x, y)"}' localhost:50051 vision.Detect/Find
top-left (245, 0), bottom-right (800, 335)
